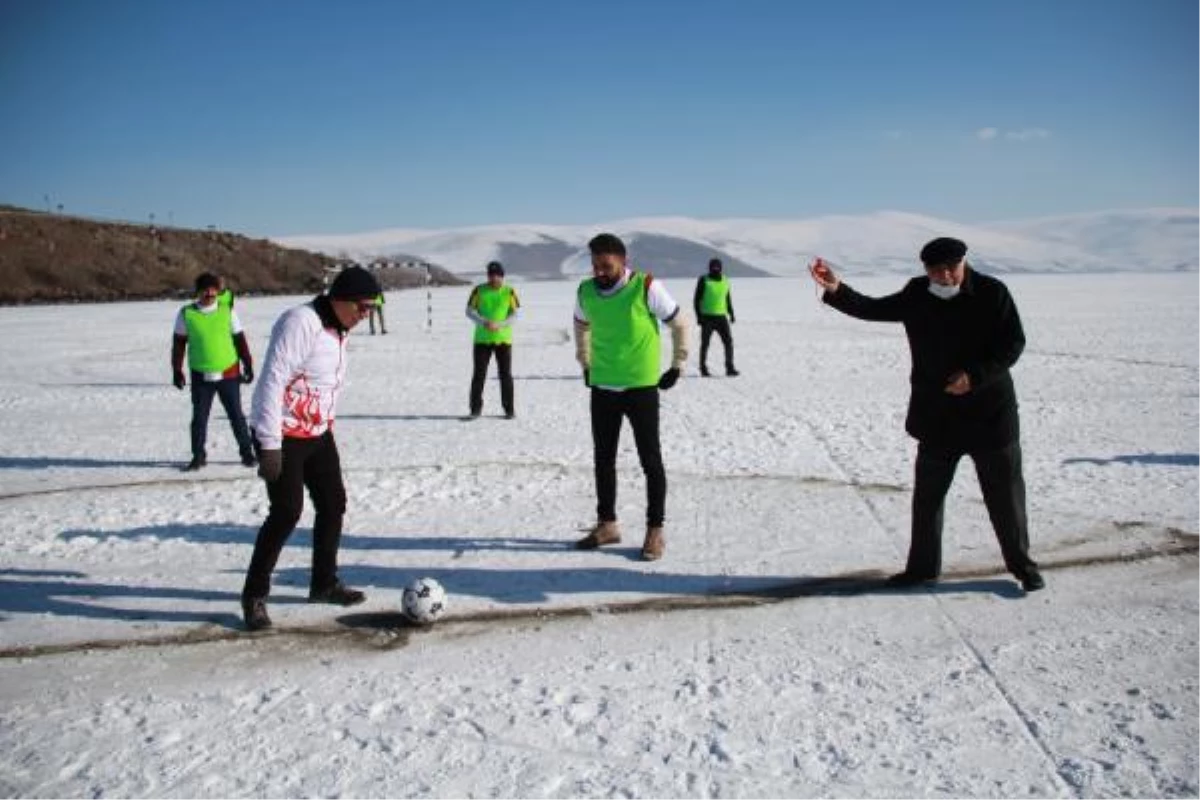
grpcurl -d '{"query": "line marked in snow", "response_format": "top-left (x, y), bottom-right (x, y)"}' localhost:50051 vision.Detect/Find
top-left (1, 538), bottom-right (1193, 662)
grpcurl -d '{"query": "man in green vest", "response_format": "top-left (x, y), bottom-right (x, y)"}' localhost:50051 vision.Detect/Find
top-left (368, 291), bottom-right (387, 335)
top-left (465, 261), bottom-right (520, 418)
top-left (171, 272), bottom-right (256, 472)
top-left (573, 233), bottom-right (689, 561)
top-left (693, 257), bottom-right (738, 377)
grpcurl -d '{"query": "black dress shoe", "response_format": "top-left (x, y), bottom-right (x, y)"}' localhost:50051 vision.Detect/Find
top-left (885, 571), bottom-right (938, 588)
top-left (726, 367), bottom-right (740, 377)
top-left (242, 597), bottom-right (272, 631)
top-left (1019, 570), bottom-right (1045, 592)
top-left (308, 582), bottom-right (366, 606)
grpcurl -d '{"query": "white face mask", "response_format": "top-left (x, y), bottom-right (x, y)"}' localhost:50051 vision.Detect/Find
top-left (928, 282), bottom-right (961, 300)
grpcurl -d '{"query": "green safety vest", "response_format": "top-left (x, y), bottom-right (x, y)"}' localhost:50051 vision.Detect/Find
top-left (578, 272), bottom-right (660, 388)
top-left (472, 284), bottom-right (515, 345)
top-left (700, 276), bottom-right (731, 316)
top-left (182, 304), bottom-right (238, 373)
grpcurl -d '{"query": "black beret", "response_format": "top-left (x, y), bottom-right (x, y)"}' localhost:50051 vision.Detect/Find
top-left (919, 237), bottom-right (968, 266)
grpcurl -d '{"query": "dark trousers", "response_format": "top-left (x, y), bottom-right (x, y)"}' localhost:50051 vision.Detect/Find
top-left (190, 373), bottom-right (252, 460)
top-left (699, 315), bottom-right (734, 371)
top-left (591, 387), bottom-right (666, 527)
top-left (469, 343), bottom-right (514, 416)
top-left (242, 431), bottom-right (347, 600)
top-left (369, 306), bottom-right (386, 334)
top-left (907, 440), bottom-right (1038, 579)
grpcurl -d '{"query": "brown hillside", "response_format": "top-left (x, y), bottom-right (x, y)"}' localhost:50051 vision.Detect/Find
top-left (0, 207), bottom-right (465, 305)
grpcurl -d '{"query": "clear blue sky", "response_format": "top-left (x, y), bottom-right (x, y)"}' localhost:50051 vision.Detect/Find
top-left (1, 0), bottom-right (1195, 237)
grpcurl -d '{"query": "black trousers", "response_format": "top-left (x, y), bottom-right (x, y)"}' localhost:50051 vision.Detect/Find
top-left (189, 372), bottom-right (252, 460)
top-left (699, 315), bottom-right (734, 371)
top-left (591, 387), bottom-right (666, 527)
top-left (368, 305), bottom-right (386, 334)
top-left (469, 343), bottom-right (514, 416)
top-left (907, 440), bottom-right (1038, 579)
top-left (242, 431), bottom-right (347, 600)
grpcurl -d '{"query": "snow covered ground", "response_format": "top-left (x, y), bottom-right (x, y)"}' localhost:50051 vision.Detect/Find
top-left (0, 272), bottom-right (1196, 798)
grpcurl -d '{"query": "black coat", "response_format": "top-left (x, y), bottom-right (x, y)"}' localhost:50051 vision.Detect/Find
top-left (823, 267), bottom-right (1025, 450)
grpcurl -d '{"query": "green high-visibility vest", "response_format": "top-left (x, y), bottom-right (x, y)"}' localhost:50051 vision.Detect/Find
top-left (182, 304), bottom-right (238, 373)
top-left (700, 275), bottom-right (731, 316)
top-left (578, 272), bottom-right (660, 388)
top-left (472, 285), bottom-right (515, 345)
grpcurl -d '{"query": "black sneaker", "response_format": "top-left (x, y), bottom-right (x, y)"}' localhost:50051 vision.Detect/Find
top-left (242, 597), bottom-right (272, 631)
top-left (308, 582), bottom-right (366, 606)
top-left (726, 367), bottom-right (740, 377)
top-left (700, 366), bottom-right (711, 377)
top-left (1019, 570), bottom-right (1045, 592)
top-left (182, 456), bottom-right (206, 472)
top-left (241, 452), bottom-right (257, 468)
top-left (885, 571), bottom-right (938, 588)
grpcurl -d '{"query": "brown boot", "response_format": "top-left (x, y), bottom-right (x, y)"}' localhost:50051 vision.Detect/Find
top-left (641, 527), bottom-right (665, 561)
top-left (576, 520), bottom-right (621, 549)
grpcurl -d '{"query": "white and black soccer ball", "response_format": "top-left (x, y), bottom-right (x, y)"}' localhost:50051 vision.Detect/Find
top-left (401, 577), bottom-right (448, 624)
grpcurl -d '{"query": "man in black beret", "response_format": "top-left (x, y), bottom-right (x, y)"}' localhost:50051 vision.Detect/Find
top-left (808, 238), bottom-right (1044, 593)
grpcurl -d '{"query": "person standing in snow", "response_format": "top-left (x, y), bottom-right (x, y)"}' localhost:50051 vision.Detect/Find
top-left (808, 237), bottom-right (1044, 593)
top-left (693, 257), bottom-right (738, 377)
top-left (465, 261), bottom-right (519, 419)
top-left (368, 291), bottom-right (387, 335)
top-left (240, 265), bottom-right (382, 631)
top-left (573, 233), bottom-right (689, 561)
top-left (171, 272), bottom-right (256, 472)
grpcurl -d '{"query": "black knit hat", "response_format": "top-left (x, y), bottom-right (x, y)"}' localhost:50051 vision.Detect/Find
top-left (486, 260), bottom-right (504, 276)
top-left (328, 265), bottom-right (381, 300)
top-left (919, 237), bottom-right (968, 267)
top-left (588, 233), bottom-right (626, 257)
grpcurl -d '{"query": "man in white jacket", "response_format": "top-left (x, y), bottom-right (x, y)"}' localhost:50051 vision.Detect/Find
top-left (240, 265), bottom-right (381, 631)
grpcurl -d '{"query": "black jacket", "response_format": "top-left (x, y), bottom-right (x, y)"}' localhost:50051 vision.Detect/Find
top-left (823, 267), bottom-right (1025, 450)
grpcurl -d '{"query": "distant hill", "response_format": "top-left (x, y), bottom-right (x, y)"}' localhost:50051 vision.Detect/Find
top-left (279, 208), bottom-right (1199, 278)
top-left (0, 208), bottom-right (466, 305)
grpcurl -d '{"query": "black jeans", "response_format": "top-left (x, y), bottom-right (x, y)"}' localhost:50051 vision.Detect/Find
top-left (591, 387), bottom-right (666, 528)
top-left (369, 306), bottom-right (386, 334)
top-left (190, 372), bottom-right (252, 460)
top-left (699, 315), bottom-right (734, 371)
top-left (242, 431), bottom-right (348, 600)
top-left (469, 343), bottom-right (514, 416)
top-left (907, 440), bottom-right (1038, 579)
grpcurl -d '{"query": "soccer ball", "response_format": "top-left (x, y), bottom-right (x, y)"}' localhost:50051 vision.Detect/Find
top-left (401, 577), bottom-right (448, 624)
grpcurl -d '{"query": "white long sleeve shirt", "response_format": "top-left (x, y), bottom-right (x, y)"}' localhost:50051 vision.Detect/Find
top-left (250, 301), bottom-right (348, 450)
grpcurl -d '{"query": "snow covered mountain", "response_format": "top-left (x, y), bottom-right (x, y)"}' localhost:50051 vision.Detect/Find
top-left (275, 208), bottom-right (1198, 279)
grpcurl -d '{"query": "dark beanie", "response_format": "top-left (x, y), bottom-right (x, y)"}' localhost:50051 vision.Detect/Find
top-left (588, 232), bottom-right (626, 257)
top-left (708, 258), bottom-right (723, 269)
top-left (328, 265), bottom-right (381, 300)
top-left (486, 260), bottom-right (504, 276)
top-left (919, 237), bottom-right (968, 266)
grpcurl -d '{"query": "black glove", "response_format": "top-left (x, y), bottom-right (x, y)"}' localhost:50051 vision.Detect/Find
top-left (173, 370), bottom-right (186, 390)
top-left (730, 315), bottom-right (736, 324)
top-left (583, 368), bottom-right (591, 387)
top-left (257, 449), bottom-right (283, 483)
top-left (241, 364), bottom-right (254, 384)
top-left (658, 367), bottom-right (680, 390)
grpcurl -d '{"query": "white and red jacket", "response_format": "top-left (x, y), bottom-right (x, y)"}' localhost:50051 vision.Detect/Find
top-left (250, 297), bottom-right (349, 450)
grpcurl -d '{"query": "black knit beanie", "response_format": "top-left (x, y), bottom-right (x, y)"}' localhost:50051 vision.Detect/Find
top-left (328, 265), bottom-right (381, 300)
